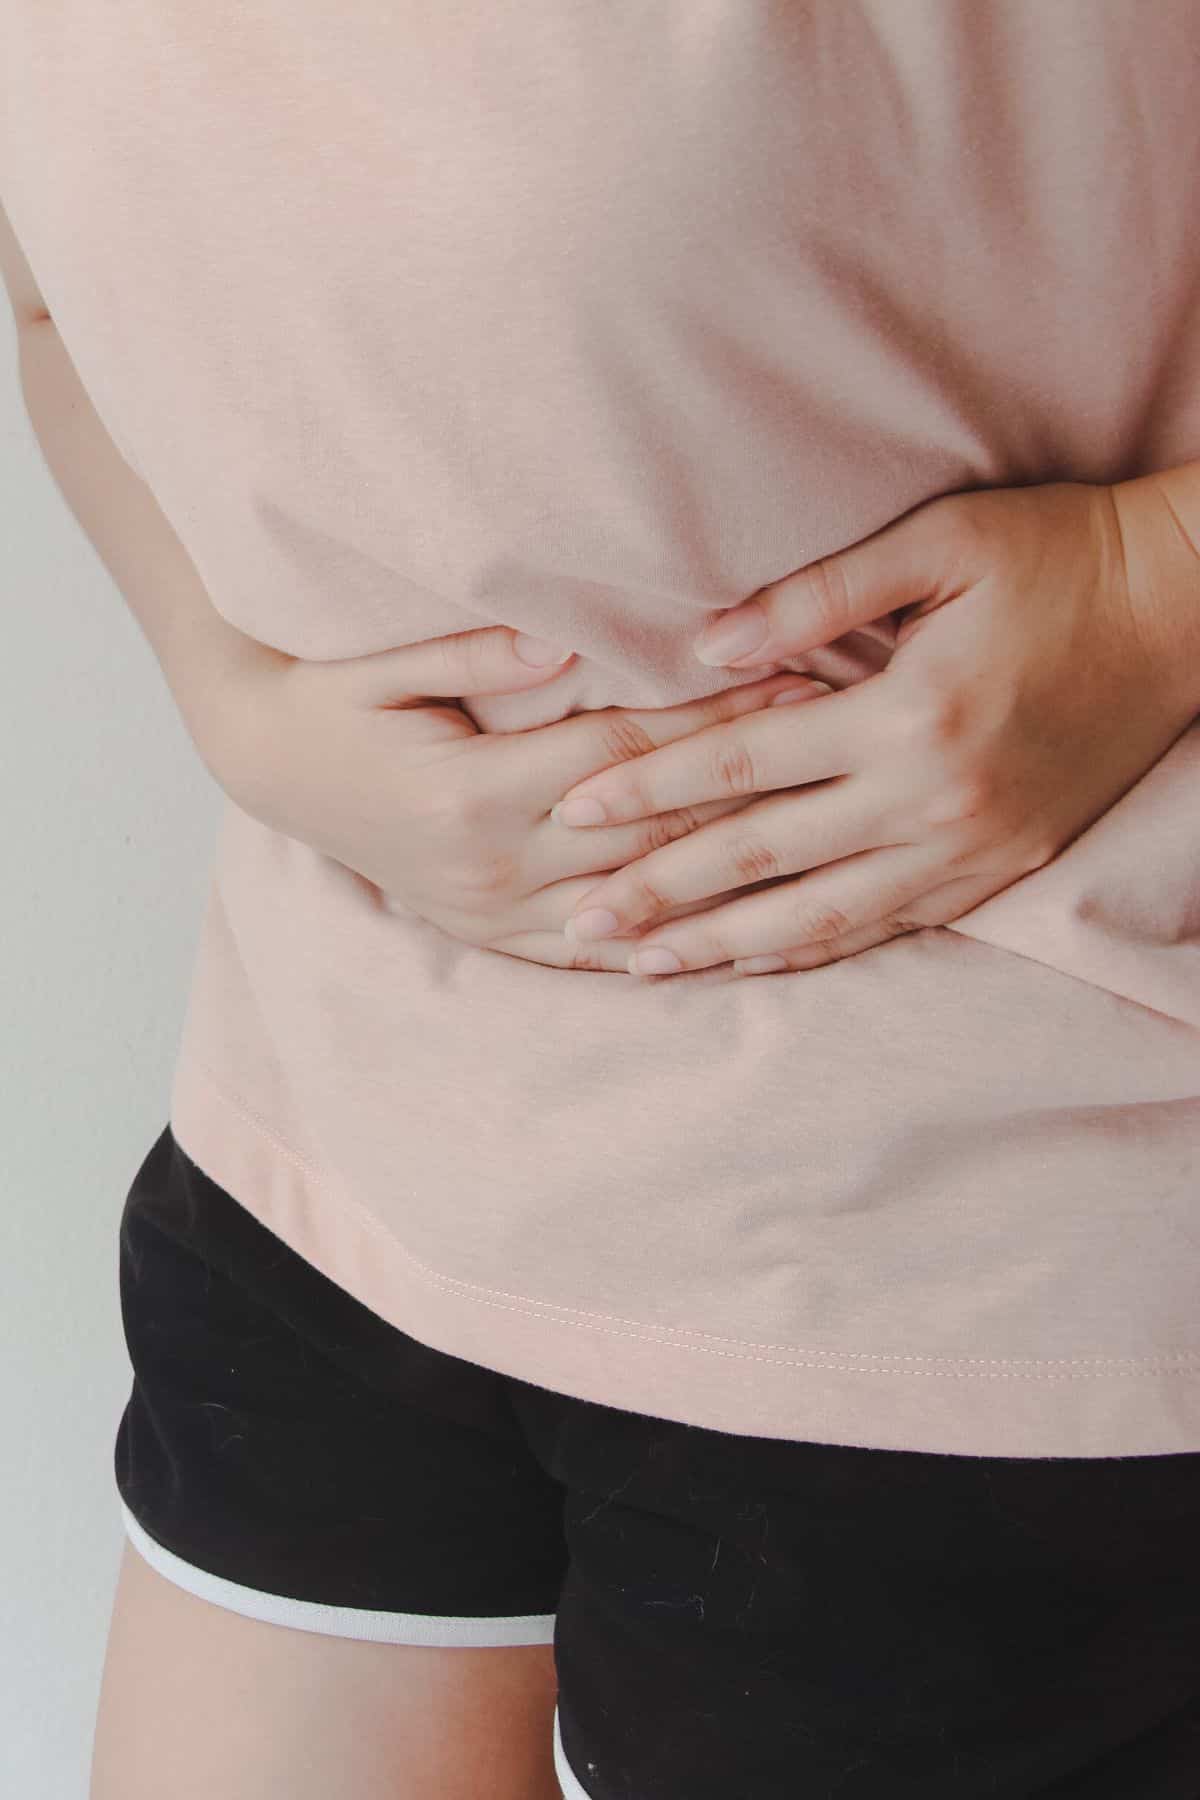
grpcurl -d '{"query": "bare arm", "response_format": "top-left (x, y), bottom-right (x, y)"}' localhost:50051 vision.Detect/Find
top-left (3, 192), bottom-right (812, 975)
top-left (0, 193), bottom-right (285, 789)
top-left (1112, 461), bottom-right (1200, 721)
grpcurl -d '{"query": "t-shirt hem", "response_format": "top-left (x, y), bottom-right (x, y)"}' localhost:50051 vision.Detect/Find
top-left (168, 1054), bottom-right (1200, 1461)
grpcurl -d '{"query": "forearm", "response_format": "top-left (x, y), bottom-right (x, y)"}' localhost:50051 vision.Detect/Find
top-left (1111, 457), bottom-right (1200, 720)
top-left (13, 317), bottom-right (284, 786)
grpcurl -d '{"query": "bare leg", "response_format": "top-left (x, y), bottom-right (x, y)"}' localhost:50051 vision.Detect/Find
top-left (89, 1541), bottom-right (562, 1800)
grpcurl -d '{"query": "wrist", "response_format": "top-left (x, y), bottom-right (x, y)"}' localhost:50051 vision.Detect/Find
top-left (184, 631), bottom-right (298, 815)
top-left (1108, 462), bottom-right (1200, 723)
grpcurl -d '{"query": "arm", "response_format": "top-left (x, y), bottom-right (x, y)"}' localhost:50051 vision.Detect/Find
top-left (0, 194), bottom-right (595, 801)
top-left (1111, 461), bottom-right (1200, 721)
top-left (0, 193), bottom-right (283, 791)
top-left (4, 192), bottom-right (811, 977)
top-left (544, 468), bottom-right (1200, 1010)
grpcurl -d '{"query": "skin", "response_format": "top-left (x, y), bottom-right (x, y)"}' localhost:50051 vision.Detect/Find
top-left (20, 179), bottom-right (1195, 998)
top-left (6, 177), bottom-right (1199, 1799)
top-left (0, 198), bottom-right (568, 1800)
top-left (549, 470), bottom-right (1200, 978)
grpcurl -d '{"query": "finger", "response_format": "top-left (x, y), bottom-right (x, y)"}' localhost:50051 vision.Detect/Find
top-left (528, 792), bottom-right (755, 887)
top-left (690, 497), bottom-right (962, 668)
top-left (734, 914), bottom-right (908, 975)
top-left (733, 870), bottom-right (1012, 975)
top-left (563, 779), bottom-right (889, 937)
top-left (551, 682), bottom-right (861, 828)
top-left (353, 625), bottom-right (576, 707)
top-left (487, 930), bottom-right (636, 973)
top-left (484, 881), bottom-right (747, 972)
top-left (516, 671), bottom-right (835, 813)
top-left (613, 843), bottom-right (946, 975)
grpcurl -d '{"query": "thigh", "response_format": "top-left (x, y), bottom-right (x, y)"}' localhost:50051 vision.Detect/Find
top-left (101, 1125), bottom-right (574, 1799)
top-left (90, 1539), bottom-right (561, 1800)
top-left (511, 1391), bottom-right (1200, 1799)
top-left (114, 1126), bottom-right (570, 1625)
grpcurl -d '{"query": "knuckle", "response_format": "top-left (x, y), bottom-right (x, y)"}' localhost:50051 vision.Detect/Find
top-left (799, 555), bottom-right (854, 639)
top-left (877, 911), bottom-right (922, 936)
top-left (934, 828), bottom-right (985, 871)
top-left (709, 737), bottom-right (760, 796)
top-left (954, 768), bottom-right (996, 820)
top-left (642, 806), bottom-right (706, 852)
top-left (595, 708), bottom-right (659, 768)
top-left (450, 849), bottom-right (519, 899)
top-left (938, 494), bottom-right (992, 562)
top-left (567, 941), bottom-right (615, 972)
top-left (919, 688), bottom-right (967, 746)
top-left (422, 766), bottom-right (508, 848)
top-left (787, 896), bottom-right (854, 942)
top-left (925, 768), bottom-right (993, 828)
top-left (423, 807), bottom-right (517, 895)
top-left (892, 685), bottom-right (961, 752)
top-left (1019, 829), bottom-right (1058, 872)
top-left (434, 779), bottom-right (487, 834)
top-left (727, 831), bottom-right (781, 884)
top-left (628, 868), bottom-right (675, 917)
top-left (442, 628), bottom-right (489, 690)
top-left (891, 691), bottom-right (938, 747)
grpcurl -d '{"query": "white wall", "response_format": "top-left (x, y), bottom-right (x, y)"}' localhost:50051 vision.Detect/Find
top-left (0, 312), bottom-right (221, 1798)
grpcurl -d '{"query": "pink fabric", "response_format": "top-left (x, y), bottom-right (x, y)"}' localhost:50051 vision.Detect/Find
top-left (4, 1), bottom-right (1198, 1454)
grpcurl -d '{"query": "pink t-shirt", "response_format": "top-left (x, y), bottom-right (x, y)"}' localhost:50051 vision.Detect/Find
top-left (4, 1), bottom-right (1198, 1456)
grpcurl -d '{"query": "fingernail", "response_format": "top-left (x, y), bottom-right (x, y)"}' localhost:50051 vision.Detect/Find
top-left (566, 908), bottom-right (621, 941)
top-left (770, 681), bottom-right (833, 705)
top-left (514, 635), bottom-right (573, 667)
top-left (551, 796), bottom-right (608, 827)
top-left (693, 601), bottom-right (768, 665)
top-left (629, 946), bottom-right (683, 976)
top-left (734, 954), bottom-right (789, 974)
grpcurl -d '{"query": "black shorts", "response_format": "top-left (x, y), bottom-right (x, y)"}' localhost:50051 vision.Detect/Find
top-left (114, 1124), bottom-right (1200, 1798)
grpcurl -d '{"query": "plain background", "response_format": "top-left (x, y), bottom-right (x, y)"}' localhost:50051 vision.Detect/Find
top-left (1, 310), bottom-right (221, 1797)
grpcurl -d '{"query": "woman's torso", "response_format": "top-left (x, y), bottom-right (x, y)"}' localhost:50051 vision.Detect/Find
top-left (2, 1), bottom-right (1199, 1456)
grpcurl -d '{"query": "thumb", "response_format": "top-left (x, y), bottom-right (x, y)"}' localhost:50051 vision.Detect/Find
top-left (692, 501), bottom-right (952, 667)
top-left (355, 625), bottom-right (575, 710)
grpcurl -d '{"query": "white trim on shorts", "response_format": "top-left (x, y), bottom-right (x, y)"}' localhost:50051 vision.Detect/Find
top-left (119, 1500), bottom-right (557, 1648)
top-left (553, 1704), bottom-right (598, 1798)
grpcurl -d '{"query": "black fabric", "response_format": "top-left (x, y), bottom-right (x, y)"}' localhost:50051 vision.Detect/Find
top-left (115, 1124), bottom-right (1200, 1797)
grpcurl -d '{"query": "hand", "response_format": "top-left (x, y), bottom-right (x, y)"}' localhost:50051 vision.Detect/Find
top-left (214, 620), bottom-right (821, 971)
top-left (548, 478), bottom-right (1200, 977)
